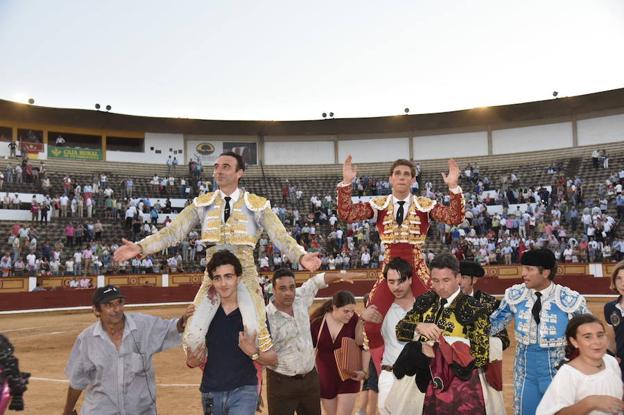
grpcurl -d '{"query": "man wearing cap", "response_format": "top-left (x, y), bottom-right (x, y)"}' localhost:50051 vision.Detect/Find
top-left (114, 151), bottom-right (321, 356)
top-left (459, 260), bottom-right (508, 415)
top-left (490, 248), bottom-right (589, 415)
top-left (395, 253), bottom-right (490, 413)
top-left (63, 285), bottom-right (194, 415)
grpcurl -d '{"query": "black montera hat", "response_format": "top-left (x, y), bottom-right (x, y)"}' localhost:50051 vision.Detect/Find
top-left (92, 285), bottom-right (125, 306)
top-left (521, 248), bottom-right (556, 270)
top-left (459, 261), bottom-right (485, 278)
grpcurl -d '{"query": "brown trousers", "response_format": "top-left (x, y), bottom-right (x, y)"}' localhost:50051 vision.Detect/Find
top-left (266, 368), bottom-right (321, 415)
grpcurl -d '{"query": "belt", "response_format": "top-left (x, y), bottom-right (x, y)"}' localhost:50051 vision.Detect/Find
top-left (269, 369), bottom-right (314, 380)
top-left (381, 365), bottom-right (393, 372)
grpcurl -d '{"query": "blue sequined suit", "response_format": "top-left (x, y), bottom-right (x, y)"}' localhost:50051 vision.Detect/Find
top-left (490, 283), bottom-right (588, 415)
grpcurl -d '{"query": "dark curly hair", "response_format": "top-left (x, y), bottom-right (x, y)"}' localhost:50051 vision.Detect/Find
top-left (383, 257), bottom-right (413, 282)
top-left (206, 250), bottom-right (242, 280)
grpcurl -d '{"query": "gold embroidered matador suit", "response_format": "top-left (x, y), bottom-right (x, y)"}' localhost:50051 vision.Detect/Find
top-left (137, 190), bottom-right (305, 353)
top-left (337, 183), bottom-right (465, 349)
top-left (396, 290), bottom-right (490, 367)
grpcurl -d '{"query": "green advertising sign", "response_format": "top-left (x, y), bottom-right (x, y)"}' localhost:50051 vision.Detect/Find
top-left (48, 146), bottom-right (102, 160)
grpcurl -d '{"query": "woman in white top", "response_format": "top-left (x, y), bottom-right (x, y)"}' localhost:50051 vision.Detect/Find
top-left (537, 314), bottom-right (624, 415)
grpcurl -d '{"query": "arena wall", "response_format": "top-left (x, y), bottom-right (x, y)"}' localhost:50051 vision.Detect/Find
top-left (492, 122), bottom-right (573, 154)
top-left (106, 132), bottom-right (184, 163)
top-left (0, 263), bottom-right (618, 312)
top-left (264, 141), bottom-right (335, 164)
top-left (2, 89), bottom-right (624, 166)
top-left (412, 131), bottom-right (488, 159)
top-left (577, 113), bottom-right (624, 146)
top-left (337, 137), bottom-right (409, 162)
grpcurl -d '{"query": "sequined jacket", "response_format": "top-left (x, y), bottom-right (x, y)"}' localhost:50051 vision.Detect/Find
top-left (336, 184), bottom-right (465, 248)
top-left (395, 290), bottom-right (490, 367)
top-left (474, 290), bottom-right (510, 350)
top-left (137, 191), bottom-right (305, 263)
top-left (490, 283), bottom-right (588, 348)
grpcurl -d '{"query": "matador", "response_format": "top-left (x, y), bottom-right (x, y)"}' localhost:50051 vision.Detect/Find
top-left (337, 156), bottom-right (464, 352)
top-left (114, 152), bottom-right (320, 353)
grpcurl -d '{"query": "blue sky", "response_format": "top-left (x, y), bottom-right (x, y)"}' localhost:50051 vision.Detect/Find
top-left (1, 0), bottom-right (623, 121)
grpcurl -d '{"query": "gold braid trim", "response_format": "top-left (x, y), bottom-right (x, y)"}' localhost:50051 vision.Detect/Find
top-left (414, 196), bottom-right (436, 212)
top-left (200, 196), bottom-right (256, 246)
top-left (369, 195), bottom-right (391, 211)
top-left (244, 192), bottom-right (270, 211)
top-left (379, 198), bottom-right (424, 245)
top-left (193, 192), bottom-right (217, 207)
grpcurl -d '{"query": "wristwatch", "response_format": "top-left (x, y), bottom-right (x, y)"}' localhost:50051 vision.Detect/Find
top-left (251, 352), bottom-right (259, 361)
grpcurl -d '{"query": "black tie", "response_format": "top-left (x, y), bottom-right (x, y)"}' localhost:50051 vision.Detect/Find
top-left (434, 298), bottom-right (447, 324)
top-left (396, 201), bottom-right (405, 226)
top-left (224, 196), bottom-right (232, 223)
top-left (532, 292), bottom-right (542, 325)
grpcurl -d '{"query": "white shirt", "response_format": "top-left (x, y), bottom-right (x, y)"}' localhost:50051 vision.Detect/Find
top-left (266, 273), bottom-right (327, 376)
top-left (381, 301), bottom-right (413, 365)
top-left (391, 194), bottom-right (412, 222)
top-left (532, 282), bottom-right (555, 305)
top-left (26, 254), bottom-right (36, 266)
top-left (536, 355), bottom-right (623, 415)
top-left (219, 188), bottom-right (241, 223)
top-left (443, 288), bottom-right (461, 307)
top-left (259, 257), bottom-right (269, 268)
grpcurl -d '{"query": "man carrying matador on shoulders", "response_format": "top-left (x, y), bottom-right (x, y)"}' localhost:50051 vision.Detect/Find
top-left (114, 151), bottom-right (321, 355)
top-left (337, 155), bottom-right (465, 365)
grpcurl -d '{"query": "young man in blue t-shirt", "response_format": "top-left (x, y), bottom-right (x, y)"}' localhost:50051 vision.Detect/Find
top-left (187, 250), bottom-right (277, 415)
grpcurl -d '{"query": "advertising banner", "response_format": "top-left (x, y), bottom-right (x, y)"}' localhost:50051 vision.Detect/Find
top-left (48, 146), bottom-right (102, 160)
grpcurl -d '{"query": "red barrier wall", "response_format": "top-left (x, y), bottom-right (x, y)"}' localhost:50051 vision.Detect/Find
top-left (0, 275), bottom-right (613, 312)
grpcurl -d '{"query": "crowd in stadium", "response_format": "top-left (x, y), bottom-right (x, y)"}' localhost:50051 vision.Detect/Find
top-left (0, 147), bottom-right (623, 282)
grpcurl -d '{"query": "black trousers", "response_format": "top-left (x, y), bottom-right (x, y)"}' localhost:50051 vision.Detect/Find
top-left (266, 368), bottom-right (321, 415)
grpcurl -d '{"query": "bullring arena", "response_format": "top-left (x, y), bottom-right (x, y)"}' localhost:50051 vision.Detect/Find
top-left (1, 87), bottom-right (624, 414)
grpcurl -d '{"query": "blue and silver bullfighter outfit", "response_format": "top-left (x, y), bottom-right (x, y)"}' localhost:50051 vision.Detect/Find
top-left (490, 282), bottom-right (588, 415)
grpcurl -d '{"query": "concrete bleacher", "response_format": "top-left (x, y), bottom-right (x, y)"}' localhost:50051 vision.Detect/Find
top-left (0, 141), bottom-right (621, 269)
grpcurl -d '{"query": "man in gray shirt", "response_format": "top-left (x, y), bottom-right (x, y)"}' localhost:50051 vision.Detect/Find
top-left (63, 285), bottom-right (193, 415)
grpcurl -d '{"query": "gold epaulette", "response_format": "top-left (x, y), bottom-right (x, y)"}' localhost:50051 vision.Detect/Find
top-left (369, 195), bottom-right (391, 210)
top-left (244, 192), bottom-right (270, 211)
top-left (414, 196), bottom-right (436, 212)
top-left (193, 192), bottom-right (217, 207)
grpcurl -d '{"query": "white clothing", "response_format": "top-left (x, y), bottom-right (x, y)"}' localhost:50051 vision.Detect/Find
top-left (378, 371), bottom-right (397, 415)
top-left (218, 188), bottom-right (241, 222)
top-left (381, 303), bottom-right (410, 366)
top-left (391, 194), bottom-right (412, 222)
top-left (265, 273), bottom-right (327, 376)
top-left (536, 355), bottom-right (623, 415)
top-left (378, 301), bottom-right (412, 415)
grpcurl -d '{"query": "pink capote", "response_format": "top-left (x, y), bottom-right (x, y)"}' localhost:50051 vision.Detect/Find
top-left (0, 373), bottom-right (10, 415)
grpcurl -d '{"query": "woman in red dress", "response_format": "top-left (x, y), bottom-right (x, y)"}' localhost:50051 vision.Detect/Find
top-left (311, 291), bottom-right (367, 415)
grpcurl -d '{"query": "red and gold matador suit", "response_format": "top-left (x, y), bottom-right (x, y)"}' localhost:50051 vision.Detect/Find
top-left (337, 183), bottom-right (465, 349)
